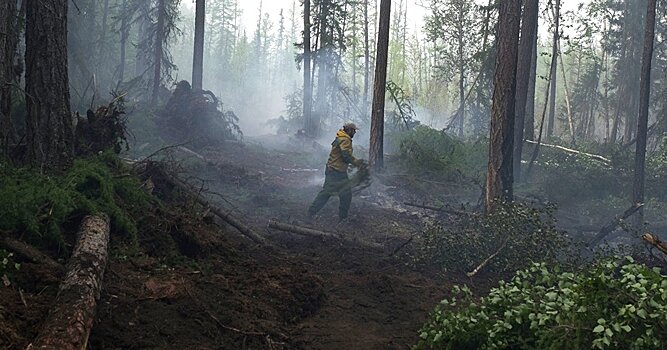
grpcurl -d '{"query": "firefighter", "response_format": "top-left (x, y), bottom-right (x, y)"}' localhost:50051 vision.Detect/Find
top-left (308, 122), bottom-right (365, 221)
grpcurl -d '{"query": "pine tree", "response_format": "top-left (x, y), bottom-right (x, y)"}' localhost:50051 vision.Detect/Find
top-left (25, 0), bottom-right (75, 168)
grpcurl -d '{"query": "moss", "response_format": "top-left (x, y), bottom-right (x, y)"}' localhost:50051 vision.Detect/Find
top-left (0, 152), bottom-right (150, 254)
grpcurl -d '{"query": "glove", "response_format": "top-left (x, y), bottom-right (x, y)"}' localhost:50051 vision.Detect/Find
top-left (354, 158), bottom-right (367, 167)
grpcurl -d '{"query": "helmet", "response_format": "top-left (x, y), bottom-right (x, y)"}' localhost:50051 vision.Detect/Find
top-left (343, 121), bottom-right (358, 130)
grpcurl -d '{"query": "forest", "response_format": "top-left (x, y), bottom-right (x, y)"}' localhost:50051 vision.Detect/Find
top-left (1, 0), bottom-right (667, 349)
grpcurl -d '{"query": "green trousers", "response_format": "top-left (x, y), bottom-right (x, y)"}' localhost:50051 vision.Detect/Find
top-left (308, 168), bottom-right (352, 220)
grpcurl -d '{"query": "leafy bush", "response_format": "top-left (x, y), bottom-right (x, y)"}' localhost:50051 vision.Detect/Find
top-left (415, 203), bottom-right (574, 274)
top-left (529, 147), bottom-right (629, 203)
top-left (0, 153), bottom-right (150, 252)
top-left (416, 258), bottom-right (667, 350)
top-left (393, 126), bottom-right (487, 180)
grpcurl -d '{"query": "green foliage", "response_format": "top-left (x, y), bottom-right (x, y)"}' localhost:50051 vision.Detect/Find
top-left (416, 258), bottom-right (667, 350)
top-left (386, 81), bottom-right (419, 132)
top-left (536, 150), bottom-right (627, 202)
top-left (647, 134), bottom-right (667, 198)
top-left (393, 126), bottom-right (487, 180)
top-left (266, 90), bottom-right (304, 134)
top-left (529, 138), bottom-right (667, 204)
top-left (0, 153), bottom-right (150, 252)
top-left (415, 203), bottom-right (574, 274)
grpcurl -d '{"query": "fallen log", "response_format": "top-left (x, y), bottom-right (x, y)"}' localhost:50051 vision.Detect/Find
top-left (29, 214), bottom-right (110, 350)
top-left (587, 203), bottom-right (644, 247)
top-left (524, 139), bottom-right (611, 164)
top-left (403, 202), bottom-right (472, 216)
top-left (642, 233), bottom-right (667, 255)
top-left (159, 168), bottom-right (266, 245)
top-left (0, 236), bottom-right (64, 274)
top-left (267, 220), bottom-right (383, 250)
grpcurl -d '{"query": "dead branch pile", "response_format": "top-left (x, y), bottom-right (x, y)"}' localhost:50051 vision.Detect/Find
top-left (75, 98), bottom-right (128, 155)
top-left (156, 80), bottom-right (242, 149)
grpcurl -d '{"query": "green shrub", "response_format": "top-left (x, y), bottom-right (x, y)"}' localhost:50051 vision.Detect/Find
top-left (0, 153), bottom-right (150, 252)
top-left (392, 126), bottom-right (487, 180)
top-left (416, 258), bottom-right (667, 350)
top-left (415, 203), bottom-right (574, 274)
top-left (530, 148), bottom-right (629, 203)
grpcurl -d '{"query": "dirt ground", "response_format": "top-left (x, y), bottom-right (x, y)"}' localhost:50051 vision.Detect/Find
top-left (0, 135), bottom-right (492, 350)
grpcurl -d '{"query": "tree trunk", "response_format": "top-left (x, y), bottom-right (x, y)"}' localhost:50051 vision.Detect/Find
top-left (98, 0), bottom-right (110, 84)
top-left (0, 0), bottom-right (19, 154)
top-left (135, 4), bottom-right (150, 79)
top-left (119, 0), bottom-right (129, 83)
top-left (151, 0), bottom-right (166, 107)
top-left (25, 0), bottom-right (74, 169)
top-left (192, 0), bottom-right (206, 90)
top-left (458, 63), bottom-right (465, 138)
top-left (30, 214), bottom-right (110, 350)
top-left (633, 0), bottom-right (656, 226)
top-left (369, 0), bottom-right (391, 171)
top-left (303, 0), bottom-right (314, 135)
top-left (513, 0), bottom-right (539, 182)
top-left (485, 0), bottom-right (521, 213)
top-left (363, 0), bottom-right (370, 114)
top-left (558, 39), bottom-right (575, 144)
top-left (525, 17), bottom-right (538, 141)
top-left (546, 0), bottom-right (560, 139)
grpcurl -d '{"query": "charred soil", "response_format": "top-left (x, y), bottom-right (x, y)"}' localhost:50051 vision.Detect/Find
top-left (0, 137), bottom-right (492, 350)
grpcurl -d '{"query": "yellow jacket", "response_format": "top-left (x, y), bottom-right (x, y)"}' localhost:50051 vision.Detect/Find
top-left (326, 129), bottom-right (360, 172)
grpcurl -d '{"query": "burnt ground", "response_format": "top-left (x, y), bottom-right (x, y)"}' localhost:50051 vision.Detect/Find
top-left (0, 135), bottom-right (493, 350)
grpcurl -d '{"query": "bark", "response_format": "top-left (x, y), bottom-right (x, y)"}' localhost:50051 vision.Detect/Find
top-left (369, 0), bottom-right (391, 171)
top-left (558, 40), bottom-right (575, 144)
top-left (513, 0), bottom-right (539, 181)
top-left (98, 0), bottom-right (110, 79)
top-left (268, 220), bottom-right (383, 250)
top-left (135, 4), bottom-right (150, 78)
top-left (546, 0), bottom-right (560, 139)
top-left (119, 0), bottom-right (130, 83)
top-left (633, 0), bottom-right (656, 226)
top-left (25, 0), bottom-right (75, 168)
top-left (485, 0), bottom-right (521, 213)
top-left (151, 0), bottom-right (166, 106)
top-left (458, 63), bottom-right (465, 138)
top-left (303, 0), bottom-right (313, 135)
top-left (192, 0), bottom-right (206, 91)
top-left (29, 215), bottom-right (110, 350)
top-left (363, 0), bottom-right (370, 114)
top-left (525, 17), bottom-right (538, 141)
top-left (0, 0), bottom-right (19, 153)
